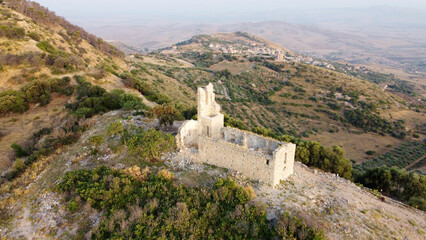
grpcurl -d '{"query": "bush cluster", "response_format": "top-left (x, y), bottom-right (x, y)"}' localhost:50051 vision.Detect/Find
top-left (224, 113), bottom-right (248, 130)
top-left (119, 72), bottom-right (171, 104)
top-left (3, 76), bottom-right (147, 181)
top-left (151, 104), bottom-right (183, 127)
top-left (66, 76), bottom-right (145, 119)
top-left (135, 81), bottom-right (171, 104)
top-left (344, 109), bottom-right (406, 138)
top-left (0, 53), bottom-right (43, 67)
top-left (38, 42), bottom-right (85, 74)
top-left (5, 117), bottom-right (86, 180)
top-left (36, 40), bottom-right (56, 54)
top-left (0, 50), bottom-right (83, 74)
top-left (356, 167), bottom-right (426, 210)
top-left (0, 24), bottom-right (25, 39)
top-left (57, 166), bottom-right (324, 239)
top-left (0, 77), bottom-right (71, 115)
top-left (116, 125), bottom-right (176, 162)
top-left (181, 51), bottom-right (218, 67)
top-left (294, 142), bottom-right (352, 179)
top-left (0, 90), bottom-right (28, 114)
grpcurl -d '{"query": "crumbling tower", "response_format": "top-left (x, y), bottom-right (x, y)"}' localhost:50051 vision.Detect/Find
top-left (197, 83), bottom-right (224, 139)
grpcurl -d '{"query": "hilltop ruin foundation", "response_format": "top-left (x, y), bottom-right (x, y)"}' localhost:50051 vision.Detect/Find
top-left (177, 83), bottom-right (296, 186)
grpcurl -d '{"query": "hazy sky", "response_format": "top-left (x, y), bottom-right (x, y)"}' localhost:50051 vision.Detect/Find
top-left (35, 0), bottom-right (426, 19)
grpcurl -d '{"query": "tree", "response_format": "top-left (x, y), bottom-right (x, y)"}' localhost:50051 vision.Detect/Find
top-left (152, 104), bottom-right (183, 127)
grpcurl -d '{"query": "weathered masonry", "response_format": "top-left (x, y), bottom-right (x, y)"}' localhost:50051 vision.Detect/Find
top-left (177, 83), bottom-right (296, 186)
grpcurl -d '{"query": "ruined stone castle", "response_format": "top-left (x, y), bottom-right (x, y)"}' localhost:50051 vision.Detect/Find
top-left (177, 83), bottom-right (296, 186)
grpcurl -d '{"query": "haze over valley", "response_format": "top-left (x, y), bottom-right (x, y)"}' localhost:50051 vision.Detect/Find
top-left (40, 2), bottom-right (426, 88)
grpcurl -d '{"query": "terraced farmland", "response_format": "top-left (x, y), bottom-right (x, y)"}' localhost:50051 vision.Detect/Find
top-left (354, 140), bottom-right (426, 174)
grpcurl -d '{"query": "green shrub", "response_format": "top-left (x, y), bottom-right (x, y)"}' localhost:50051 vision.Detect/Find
top-left (78, 97), bottom-right (107, 113)
top-left (71, 79), bottom-right (145, 118)
top-left (224, 114), bottom-right (247, 130)
top-left (101, 91), bottom-right (122, 110)
top-left (66, 200), bottom-right (78, 212)
top-left (356, 167), bottom-right (426, 210)
top-left (0, 25), bottom-right (25, 39)
top-left (344, 109), bottom-right (405, 138)
top-left (366, 150), bottom-right (376, 156)
top-left (0, 77), bottom-right (73, 115)
top-left (36, 40), bottom-right (57, 54)
top-left (107, 121), bottom-right (123, 136)
top-left (27, 32), bottom-right (41, 41)
top-left (295, 142), bottom-right (352, 179)
top-left (12, 158), bottom-right (25, 172)
top-left (89, 136), bottom-right (104, 148)
top-left (126, 128), bottom-right (176, 161)
top-left (145, 92), bottom-right (171, 104)
top-left (75, 107), bottom-right (95, 119)
top-left (327, 102), bottom-right (341, 111)
top-left (180, 106), bottom-right (197, 120)
top-left (152, 104), bottom-right (183, 127)
top-left (135, 81), bottom-right (171, 104)
top-left (10, 143), bottom-right (29, 158)
top-left (275, 213), bottom-right (325, 239)
top-left (32, 127), bottom-right (53, 142)
top-left (57, 166), bottom-right (324, 239)
top-left (88, 85), bottom-right (107, 97)
top-left (21, 80), bottom-right (52, 105)
top-left (0, 90), bottom-right (28, 114)
top-left (119, 93), bottom-right (144, 110)
top-left (49, 77), bottom-right (72, 95)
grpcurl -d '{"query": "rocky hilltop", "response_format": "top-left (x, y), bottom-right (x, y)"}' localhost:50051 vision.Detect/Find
top-left (0, 1), bottom-right (425, 239)
top-left (1, 110), bottom-right (425, 239)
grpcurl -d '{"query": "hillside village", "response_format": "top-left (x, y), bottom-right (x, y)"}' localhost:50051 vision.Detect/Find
top-left (164, 33), bottom-right (339, 69)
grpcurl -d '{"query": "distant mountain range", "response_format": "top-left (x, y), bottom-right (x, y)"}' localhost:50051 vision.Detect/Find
top-left (72, 5), bottom-right (426, 85)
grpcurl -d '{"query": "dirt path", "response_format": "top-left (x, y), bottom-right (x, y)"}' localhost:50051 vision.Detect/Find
top-left (405, 156), bottom-right (426, 170)
top-left (13, 207), bottom-right (34, 239)
top-left (385, 91), bottom-right (406, 109)
top-left (236, 63), bottom-right (255, 75)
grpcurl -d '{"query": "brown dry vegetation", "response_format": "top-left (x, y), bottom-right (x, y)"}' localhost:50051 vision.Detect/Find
top-left (209, 60), bottom-right (254, 75)
top-left (305, 131), bottom-right (401, 163)
top-left (0, 96), bottom-right (69, 171)
top-left (0, 3), bottom-right (130, 171)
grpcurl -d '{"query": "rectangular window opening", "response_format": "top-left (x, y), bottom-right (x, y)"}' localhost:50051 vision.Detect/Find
top-left (284, 153), bottom-right (287, 170)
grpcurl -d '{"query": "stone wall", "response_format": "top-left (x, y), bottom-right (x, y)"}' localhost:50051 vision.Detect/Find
top-left (272, 143), bottom-right (296, 182)
top-left (196, 127), bottom-right (296, 185)
top-left (222, 127), bottom-right (280, 155)
top-left (198, 136), bottom-right (275, 184)
top-left (176, 120), bottom-right (199, 149)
